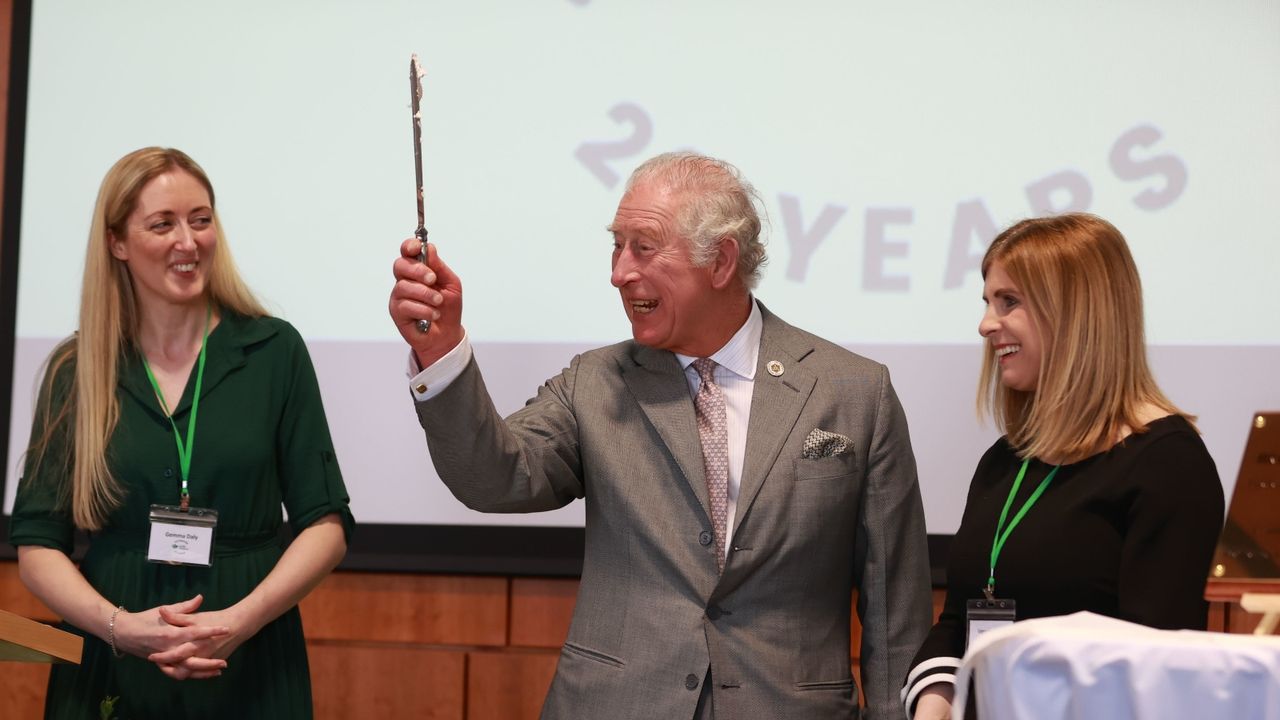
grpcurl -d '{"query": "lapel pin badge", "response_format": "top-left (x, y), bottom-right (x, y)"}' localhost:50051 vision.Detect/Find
top-left (766, 360), bottom-right (784, 377)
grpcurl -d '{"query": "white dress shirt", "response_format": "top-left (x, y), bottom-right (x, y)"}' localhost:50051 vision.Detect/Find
top-left (408, 300), bottom-right (764, 563)
top-left (673, 300), bottom-right (761, 561)
top-left (407, 330), bottom-right (474, 401)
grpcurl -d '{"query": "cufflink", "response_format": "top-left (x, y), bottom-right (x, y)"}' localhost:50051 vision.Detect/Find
top-left (414, 383), bottom-right (428, 394)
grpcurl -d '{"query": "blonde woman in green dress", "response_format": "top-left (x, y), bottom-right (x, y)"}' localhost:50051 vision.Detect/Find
top-left (11, 147), bottom-right (353, 719)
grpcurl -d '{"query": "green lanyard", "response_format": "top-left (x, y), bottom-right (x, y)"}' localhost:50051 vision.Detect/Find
top-left (986, 457), bottom-right (1060, 598)
top-left (142, 304), bottom-right (212, 511)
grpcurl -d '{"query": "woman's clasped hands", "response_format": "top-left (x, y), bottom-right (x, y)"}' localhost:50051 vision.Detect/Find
top-left (112, 594), bottom-right (253, 680)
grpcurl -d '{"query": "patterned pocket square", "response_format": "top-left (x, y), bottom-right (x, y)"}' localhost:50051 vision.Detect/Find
top-left (802, 428), bottom-right (853, 459)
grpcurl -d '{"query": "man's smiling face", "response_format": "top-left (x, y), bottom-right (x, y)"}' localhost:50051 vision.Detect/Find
top-left (608, 182), bottom-right (721, 355)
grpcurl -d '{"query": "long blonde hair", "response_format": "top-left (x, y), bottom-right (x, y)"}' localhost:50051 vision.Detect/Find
top-left (26, 147), bottom-right (266, 530)
top-left (977, 213), bottom-right (1187, 463)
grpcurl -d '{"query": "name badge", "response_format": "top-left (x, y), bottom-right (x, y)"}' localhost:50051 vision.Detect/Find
top-left (966, 597), bottom-right (1016, 650)
top-left (148, 505), bottom-right (218, 567)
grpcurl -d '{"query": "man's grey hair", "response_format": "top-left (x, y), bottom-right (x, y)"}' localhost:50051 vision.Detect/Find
top-left (625, 152), bottom-right (768, 289)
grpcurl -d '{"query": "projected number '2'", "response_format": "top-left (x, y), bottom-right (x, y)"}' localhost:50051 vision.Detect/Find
top-left (575, 103), bottom-right (654, 189)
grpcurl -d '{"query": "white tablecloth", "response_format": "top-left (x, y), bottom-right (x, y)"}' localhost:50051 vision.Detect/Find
top-left (952, 611), bottom-right (1280, 720)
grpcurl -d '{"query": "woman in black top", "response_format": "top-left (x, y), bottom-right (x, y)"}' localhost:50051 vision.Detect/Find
top-left (903, 214), bottom-right (1224, 720)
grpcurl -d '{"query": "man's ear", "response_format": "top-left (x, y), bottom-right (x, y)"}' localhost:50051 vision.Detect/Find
top-left (710, 236), bottom-right (739, 290)
top-left (107, 231), bottom-right (128, 261)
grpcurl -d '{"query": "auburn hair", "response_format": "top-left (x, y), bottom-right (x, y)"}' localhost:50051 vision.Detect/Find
top-left (977, 213), bottom-right (1188, 463)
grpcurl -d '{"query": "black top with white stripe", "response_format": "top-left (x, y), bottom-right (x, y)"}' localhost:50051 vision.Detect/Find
top-left (902, 415), bottom-right (1224, 716)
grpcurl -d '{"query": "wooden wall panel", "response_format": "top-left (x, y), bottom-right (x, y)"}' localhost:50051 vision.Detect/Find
top-left (0, 661), bottom-right (50, 718)
top-left (309, 641), bottom-right (465, 720)
top-left (0, 561), bottom-right (1270, 720)
top-left (1224, 602), bottom-right (1264, 635)
top-left (0, 561), bottom-right (57, 621)
top-left (466, 649), bottom-right (559, 720)
top-left (1204, 580), bottom-right (1279, 635)
top-left (509, 577), bottom-right (576, 648)
top-left (300, 572), bottom-right (508, 646)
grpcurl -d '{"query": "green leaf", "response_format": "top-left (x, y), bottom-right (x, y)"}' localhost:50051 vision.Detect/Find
top-left (99, 695), bottom-right (119, 720)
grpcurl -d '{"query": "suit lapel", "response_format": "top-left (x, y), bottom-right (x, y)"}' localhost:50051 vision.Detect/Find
top-left (734, 307), bottom-right (815, 536)
top-left (620, 344), bottom-right (712, 519)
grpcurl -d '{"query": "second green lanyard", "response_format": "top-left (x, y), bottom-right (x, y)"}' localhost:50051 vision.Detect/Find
top-left (142, 304), bottom-right (212, 510)
top-left (987, 457), bottom-right (1060, 598)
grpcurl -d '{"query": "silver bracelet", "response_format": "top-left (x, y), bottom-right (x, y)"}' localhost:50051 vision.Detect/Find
top-left (108, 605), bottom-right (125, 658)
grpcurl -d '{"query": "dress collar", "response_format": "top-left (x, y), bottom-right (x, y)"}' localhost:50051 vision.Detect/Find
top-left (119, 310), bottom-right (278, 418)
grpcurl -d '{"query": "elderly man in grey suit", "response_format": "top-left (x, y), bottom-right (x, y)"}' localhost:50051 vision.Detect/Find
top-left (388, 152), bottom-right (931, 719)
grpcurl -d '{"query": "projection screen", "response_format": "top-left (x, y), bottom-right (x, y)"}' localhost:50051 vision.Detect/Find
top-left (4, 1), bottom-right (1279, 547)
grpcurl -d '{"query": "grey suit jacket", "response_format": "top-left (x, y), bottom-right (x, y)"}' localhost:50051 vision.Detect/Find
top-left (415, 305), bottom-right (931, 720)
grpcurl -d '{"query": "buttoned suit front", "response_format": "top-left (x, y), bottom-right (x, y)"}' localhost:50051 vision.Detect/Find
top-left (414, 304), bottom-right (931, 720)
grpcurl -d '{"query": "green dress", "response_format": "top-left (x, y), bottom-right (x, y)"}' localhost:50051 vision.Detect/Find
top-left (9, 312), bottom-right (354, 720)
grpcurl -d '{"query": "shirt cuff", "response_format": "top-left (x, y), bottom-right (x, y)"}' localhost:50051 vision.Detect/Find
top-left (406, 331), bottom-right (473, 401)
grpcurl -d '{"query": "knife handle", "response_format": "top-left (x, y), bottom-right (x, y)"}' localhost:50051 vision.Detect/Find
top-left (415, 230), bottom-right (431, 332)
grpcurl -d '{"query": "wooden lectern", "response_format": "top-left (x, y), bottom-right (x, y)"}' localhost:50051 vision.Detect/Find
top-left (0, 608), bottom-right (81, 664)
top-left (1205, 412), bottom-right (1280, 635)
